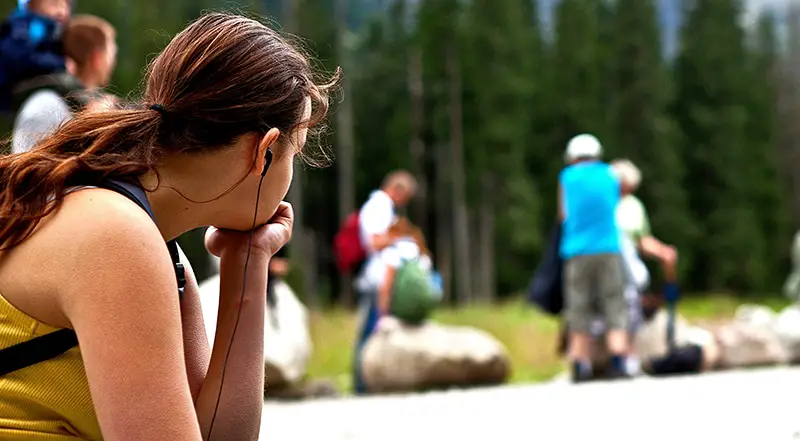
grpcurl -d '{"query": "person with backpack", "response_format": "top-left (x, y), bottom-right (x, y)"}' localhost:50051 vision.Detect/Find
top-left (352, 217), bottom-right (440, 394)
top-left (0, 12), bottom-right (335, 441)
top-left (333, 171), bottom-right (416, 288)
top-left (359, 170), bottom-right (417, 253)
top-left (12, 14), bottom-right (116, 154)
top-left (0, 0), bottom-right (72, 115)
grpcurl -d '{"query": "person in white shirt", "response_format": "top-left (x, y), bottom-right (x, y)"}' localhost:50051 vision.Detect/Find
top-left (612, 159), bottom-right (677, 277)
top-left (12, 14), bottom-right (118, 154)
top-left (611, 159), bottom-right (678, 339)
top-left (358, 170), bottom-right (417, 257)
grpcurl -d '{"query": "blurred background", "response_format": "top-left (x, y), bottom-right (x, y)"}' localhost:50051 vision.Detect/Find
top-left (3, 0), bottom-right (799, 387)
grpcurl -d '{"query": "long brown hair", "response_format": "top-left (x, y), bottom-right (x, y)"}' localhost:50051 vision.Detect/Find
top-left (0, 13), bottom-right (337, 251)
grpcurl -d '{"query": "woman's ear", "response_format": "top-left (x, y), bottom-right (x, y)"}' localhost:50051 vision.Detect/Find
top-left (253, 128), bottom-right (281, 175)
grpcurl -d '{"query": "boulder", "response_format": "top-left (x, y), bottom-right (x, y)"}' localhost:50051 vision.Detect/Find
top-left (712, 320), bottom-right (789, 369)
top-left (774, 304), bottom-right (800, 363)
top-left (734, 304), bottom-right (778, 329)
top-left (361, 318), bottom-right (510, 393)
top-left (634, 310), bottom-right (721, 372)
top-left (197, 274), bottom-right (313, 390)
top-left (695, 303), bottom-right (791, 369)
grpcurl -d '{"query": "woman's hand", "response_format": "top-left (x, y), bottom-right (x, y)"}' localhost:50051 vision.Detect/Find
top-left (205, 201), bottom-right (293, 259)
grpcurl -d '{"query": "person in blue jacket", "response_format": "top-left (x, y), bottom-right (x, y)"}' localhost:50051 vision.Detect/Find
top-left (0, 0), bottom-right (72, 113)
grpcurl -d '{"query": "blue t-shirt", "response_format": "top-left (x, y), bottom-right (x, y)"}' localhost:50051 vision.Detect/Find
top-left (559, 161), bottom-right (621, 259)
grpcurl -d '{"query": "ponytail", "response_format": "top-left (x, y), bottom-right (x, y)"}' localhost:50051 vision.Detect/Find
top-left (0, 108), bottom-right (161, 251)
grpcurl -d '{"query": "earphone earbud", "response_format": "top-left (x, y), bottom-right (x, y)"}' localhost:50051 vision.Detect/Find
top-left (261, 148), bottom-right (273, 177)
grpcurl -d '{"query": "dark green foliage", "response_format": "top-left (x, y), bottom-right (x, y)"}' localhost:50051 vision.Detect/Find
top-left (610, 0), bottom-right (693, 287)
top-left (0, 0), bottom-right (793, 298)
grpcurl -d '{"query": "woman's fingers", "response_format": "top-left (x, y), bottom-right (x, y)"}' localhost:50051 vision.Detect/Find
top-left (205, 202), bottom-right (295, 258)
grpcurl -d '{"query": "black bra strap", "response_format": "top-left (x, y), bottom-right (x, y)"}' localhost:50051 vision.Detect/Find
top-left (98, 179), bottom-right (186, 296)
top-left (0, 329), bottom-right (78, 376)
top-left (0, 180), bottom-right (186, 377)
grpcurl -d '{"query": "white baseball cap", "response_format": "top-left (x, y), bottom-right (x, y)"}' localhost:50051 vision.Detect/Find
top-left (565, 133), bottom-right (603, 162)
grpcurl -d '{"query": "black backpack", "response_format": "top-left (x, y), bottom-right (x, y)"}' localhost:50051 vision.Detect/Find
top-left (526, 222), bottom-right (564, 316)
top-left (0, 180), bottom-right (186, 376)
top-left (10, 73), bottom-right (99, 116)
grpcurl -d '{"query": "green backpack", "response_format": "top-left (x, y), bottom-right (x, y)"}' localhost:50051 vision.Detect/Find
top-left (390, 259), bottom-right (439, 325)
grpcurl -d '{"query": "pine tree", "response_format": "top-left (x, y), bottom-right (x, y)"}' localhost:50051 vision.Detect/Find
top-left (746, 11), bottom-right (792, 291)
top-left (673, 0), bottom-right (766, 291)
top-left (541, 0), bottom-right (609, 227)
top-left (462, 0), bottom-right (544, 296)
top-left (610, 0), bottom-right (693, 283)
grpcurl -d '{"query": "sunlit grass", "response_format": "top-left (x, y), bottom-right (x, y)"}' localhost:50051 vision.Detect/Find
top-left (305, 294), bottom-right (793, 393)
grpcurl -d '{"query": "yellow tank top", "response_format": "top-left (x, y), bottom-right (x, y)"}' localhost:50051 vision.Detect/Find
top-left (0, 293), bottom-right (101, 440)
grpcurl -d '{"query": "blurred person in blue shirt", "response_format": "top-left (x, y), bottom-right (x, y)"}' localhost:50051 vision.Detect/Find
top-left (558, 133), bottom-right (629, 383)
top-left (1, 0), bottom-right (72, 114)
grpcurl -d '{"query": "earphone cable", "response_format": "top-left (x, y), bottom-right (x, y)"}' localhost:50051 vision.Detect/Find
top-left (205, 173), bottom-right (265, 440)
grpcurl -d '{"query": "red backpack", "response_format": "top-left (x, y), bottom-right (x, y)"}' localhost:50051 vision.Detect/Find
top-left (334, 211), bottom-right (366, 273)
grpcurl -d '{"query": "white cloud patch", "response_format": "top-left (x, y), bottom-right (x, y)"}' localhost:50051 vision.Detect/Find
top-left (743, 0), bottom-right (791, 27)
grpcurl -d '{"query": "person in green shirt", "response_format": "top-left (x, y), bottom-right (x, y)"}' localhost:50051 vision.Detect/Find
top-left (611, 159), bottom-right (678, 279)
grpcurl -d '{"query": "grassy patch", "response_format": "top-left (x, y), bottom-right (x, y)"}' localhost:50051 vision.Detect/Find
top-left (305, 295), bottom-right (792, 393)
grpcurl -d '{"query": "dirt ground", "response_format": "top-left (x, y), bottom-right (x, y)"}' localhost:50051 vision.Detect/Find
top-left (260, 366), bottom-right (800, 441)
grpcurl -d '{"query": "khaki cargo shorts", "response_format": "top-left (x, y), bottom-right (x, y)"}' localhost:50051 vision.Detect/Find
top-left (564, 253), bottom-right (627, 333)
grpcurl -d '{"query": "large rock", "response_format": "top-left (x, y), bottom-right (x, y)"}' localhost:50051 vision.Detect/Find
top-left (775, 304), bottom-right (800, 363)
top-left (734, 304), bottom-right (778, 328)
top-left (361, 319), bottom-right (510, 393)
top-left (712, 322), bottom-right (789, 369)
top-left (197, 274), bottom-right (313, 390)
top-left (633, 310), bottom-right (721, 372)
top-left (701, 304), bottom-right (790, 369)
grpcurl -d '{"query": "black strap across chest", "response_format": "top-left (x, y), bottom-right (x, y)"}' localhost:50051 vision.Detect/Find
top-left (0, 180), bottom-right (186, 377)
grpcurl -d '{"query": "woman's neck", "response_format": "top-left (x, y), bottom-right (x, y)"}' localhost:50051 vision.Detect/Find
top-left (75, 70), bottom-right (101, 90)
top-left (139, 171), bottom-right (218, 241)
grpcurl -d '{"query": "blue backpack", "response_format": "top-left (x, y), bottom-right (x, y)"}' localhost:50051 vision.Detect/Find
top-left (0, 10), bottom-right (65, 115)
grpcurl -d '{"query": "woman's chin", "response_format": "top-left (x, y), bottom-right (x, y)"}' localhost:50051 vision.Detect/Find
top-left (210, 220), bottom-right (257, 233)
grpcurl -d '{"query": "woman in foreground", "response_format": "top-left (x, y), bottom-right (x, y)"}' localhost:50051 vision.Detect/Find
top-left (0, 12), bottom-right (334, 441)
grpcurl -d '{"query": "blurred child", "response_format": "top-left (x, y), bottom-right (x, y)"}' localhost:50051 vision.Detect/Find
top-left (0, 0), bottom-right (72, 113)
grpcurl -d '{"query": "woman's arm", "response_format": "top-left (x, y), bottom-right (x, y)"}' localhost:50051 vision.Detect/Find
top-left (58, 192), bottom-right (270, 441)
top-left (195, 249), bottom-right (269, 441)
top-left (59, 198), bottom-right (203, 441)
top-left (175, 246), bottom-right (212, 402)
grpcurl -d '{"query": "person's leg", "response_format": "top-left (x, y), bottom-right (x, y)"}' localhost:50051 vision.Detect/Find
top-left (598, 253), bottom-right (630, 377)
top-left (624, 283), bottom-right (642, 375)
top-left (352, 293), bottom-right (381, 395)
top-left (564, 255), bottom-right (594, 382)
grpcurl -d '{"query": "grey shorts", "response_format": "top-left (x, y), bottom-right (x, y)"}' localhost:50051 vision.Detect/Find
top-left (564, 253), bottom-right (627, 333)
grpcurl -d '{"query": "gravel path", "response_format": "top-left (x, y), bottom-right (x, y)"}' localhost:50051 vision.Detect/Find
top-left (261, 367), bottom-right (800, 441)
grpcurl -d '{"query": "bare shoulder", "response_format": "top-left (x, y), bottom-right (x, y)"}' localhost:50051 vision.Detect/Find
top-left (30, 189), bottom-right (202, 440)
top-left (0, 188), bottom-right (174, 327)
top-left (51, 188), bottom-right (175, 308)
